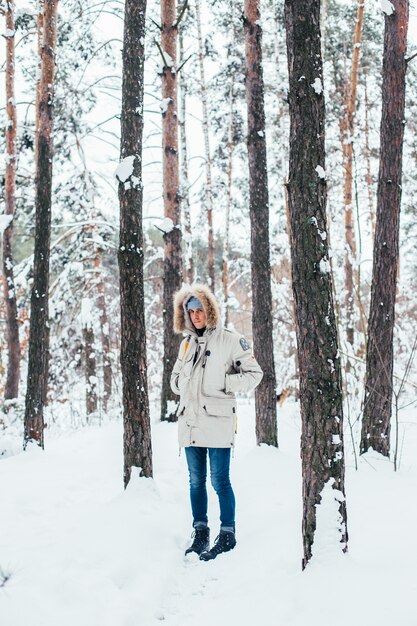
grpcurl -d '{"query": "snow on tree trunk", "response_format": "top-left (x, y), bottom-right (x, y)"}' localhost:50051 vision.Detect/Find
top-left (2, 0), bottom-right (21, 402)
top-left (340, 0), bottom-right (365, 353)
top-left (178, 25), bottom-right (194, 285)
top-left (118, 0), bottom-right (153, 484)
top-left (160, 0), bottom-right (183, 423)
top-left (360, 0), bottom-right (409, 457)
top-left (24, 0), bottom-right (59, 448)
top-left (195, 0), bottom-right (215, 290)
top-left (244, 0), bottom-right (278, 447)
top-left (284, 0), bottom-right (348, 568)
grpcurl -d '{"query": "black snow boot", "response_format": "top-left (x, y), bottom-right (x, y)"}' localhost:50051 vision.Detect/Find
top-left (185, 526), bottom-right (210, 556)
top-left (199, 530), bottom-right (236, 561)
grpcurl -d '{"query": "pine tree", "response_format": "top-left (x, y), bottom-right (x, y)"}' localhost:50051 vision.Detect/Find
top-left (360, 0), bottom-right (410, 457)
top-left (118, 0), bottom-right (153, 485)
top-left (243, 0), bottom-right (277, 447)
top-left (24, 0), bottom-right (59, 448)
top-left (284, 0), bottom-right (348, 567)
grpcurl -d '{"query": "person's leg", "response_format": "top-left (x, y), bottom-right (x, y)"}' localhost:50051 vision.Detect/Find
top-left (208, 447), bottom-right (235, 532)
top-left (184, 446), bottom-right (208, 528)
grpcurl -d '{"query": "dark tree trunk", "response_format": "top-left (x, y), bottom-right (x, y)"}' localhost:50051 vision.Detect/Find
top-left (82, 305), bottom-right (98, 419)
top-left (118, 0), bottom-right (153, 485)
top-left (244, 0), bottom-right (277, 447)
top-left (160, 0), bottom-right (183, 422)
top-left (360, 0), bottom-right (409, 457)
top-left (284, 0), bottom-right (348, 568)
top-left (24, 0), bottom-right (59, 448)
top-left (2, 0), bottom-right (21, 401)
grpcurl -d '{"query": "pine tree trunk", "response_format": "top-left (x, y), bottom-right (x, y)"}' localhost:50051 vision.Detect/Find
top-left (82, 299), bottom-right (98, 419)
top-left (195, 0), bottom-right (215, 290)
top-left (222, 2), bottom-right (237, 329)
top-left (118, 0), bottom-right (153, 485)
top-left (160, 0), bottom-right (183, 422)
top-left (2, 1), bottom-right (20, 401)
top-left (244, 0), bottom-right (278, 447)
top-left (92, 238), bottom-right (112, 412)
top-left (360, 0), bottom-right (409, 457)
top-left (24, 0), bottom-right (59, 448)
top-left (178, 26), bottom-right (194, 285)
top-left (340, 0), bottom-right (365, 350)
top-left (284, 0), bottom-right (348, 568)
top-left (363, 66), bottom-right (375, 237)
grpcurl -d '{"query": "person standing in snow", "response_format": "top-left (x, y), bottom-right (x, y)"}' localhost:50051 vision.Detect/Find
top-left (170, 284), bottom-right (263, 560)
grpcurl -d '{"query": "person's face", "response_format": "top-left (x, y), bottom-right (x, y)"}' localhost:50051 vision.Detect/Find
top-left (189, 307), bottom-right (207, 329)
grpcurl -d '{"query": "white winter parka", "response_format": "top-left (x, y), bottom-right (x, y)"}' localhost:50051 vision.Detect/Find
top-left (170, 285), bottom-right (263, 448)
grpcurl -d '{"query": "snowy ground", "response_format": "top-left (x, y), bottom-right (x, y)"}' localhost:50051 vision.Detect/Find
top-left (1, 399), bottom-right (417, 626)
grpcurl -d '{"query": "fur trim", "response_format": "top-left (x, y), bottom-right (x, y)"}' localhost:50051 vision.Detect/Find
top-left (173, 283), bottom-right (221, 333)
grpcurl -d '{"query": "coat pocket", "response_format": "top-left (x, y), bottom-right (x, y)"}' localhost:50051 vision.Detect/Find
top-left (203, 401), bottom-right (236, 418)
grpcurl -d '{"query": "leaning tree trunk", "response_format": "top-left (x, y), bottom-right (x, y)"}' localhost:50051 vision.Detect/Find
top-left (341, 0), bottom-right (365, 352)
top-left (244, 0), bottom-right (278, 447)
top-left (360, 0), bottom-right (409, 457)
top-left (2, 0), bottom-right (21, 401)
top-left (118, 0), bottom-right (153, 485)
top-left (160, 0), bottom-right (183, 422)
top-left (195, 0), bottom-right (215, 290)
top-left (284, 0), bottom-right (348, 568)
top-left (24, 0), bottom-right (59, 448)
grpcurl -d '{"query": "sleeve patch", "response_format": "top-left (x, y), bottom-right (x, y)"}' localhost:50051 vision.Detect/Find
top-left (240, 337), bottom-right (250, 351)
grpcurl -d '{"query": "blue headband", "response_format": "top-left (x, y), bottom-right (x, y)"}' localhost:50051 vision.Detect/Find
top-left (186, 296), bottom-right (203, 311)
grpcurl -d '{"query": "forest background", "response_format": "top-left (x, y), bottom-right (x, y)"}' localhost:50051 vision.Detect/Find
top-left (0, 0), bottom-right (417, 619)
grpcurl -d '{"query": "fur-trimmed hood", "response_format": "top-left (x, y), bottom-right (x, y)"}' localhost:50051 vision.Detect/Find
top-left (173, 283), bottom-right (221, 334)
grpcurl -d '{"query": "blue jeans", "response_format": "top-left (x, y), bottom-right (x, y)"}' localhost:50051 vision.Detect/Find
top-left (185, 446), bottom-right (235, 531)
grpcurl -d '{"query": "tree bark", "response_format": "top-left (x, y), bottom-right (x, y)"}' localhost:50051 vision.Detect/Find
top-left (160, 0), bottom-right (183, 422)
top-left (118, 0), bottom-right (153, 485)
top-left (222, 1), bottom-right (237, 329)
top-left (195, 0), bottom-right (215, 290)
top-left (340, 0), bottom-right (365, 350)
top-left (244, 0), bottom-right (278, 447)
top-left (360, 0), bottom-right (409, 457)
top-left (81, 298), bottom-right (98, 419)
top-left (178, 24), bottom-right (194, 285)
top-left (2, 0), bottom-right (21, 401)
top-left (284, 0), bottom-right (348, 568)
top-left (24, 0), bottom-right (59, 448)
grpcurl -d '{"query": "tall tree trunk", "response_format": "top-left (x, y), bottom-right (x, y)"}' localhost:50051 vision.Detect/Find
top-left (160, 0), bottom-right (183, 422)
top-left (195, 0), bottom-right (215, 290)
top-left (34, 0), bottom-right (44, 173)
top-left (244, 0), bottom-right (277, 447)
top-left (23, 0), bottom-right (59, 448)
top-left (94, 250), bottom-right (112, 413)
top-left (118, 0), bottom-right (153, 485)
top-left (284, 0), bottom-right (348, 568)
top-left (360, 0), bottom-right (409, 457)
top-left (341, 0), bottom-right (365, 351)
top-left (2, 0), bottom-right (20, 401)
top-left (178, 25), bottom-right (194, 285)
top-left (363, 66), bottom-right (375, 237)
top-left (222, 3), bottom-right (237, 329)
top-left (81, 298), bottom-right (98, 419)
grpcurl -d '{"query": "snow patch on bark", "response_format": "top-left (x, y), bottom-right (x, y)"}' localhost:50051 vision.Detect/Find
top-left (0, 215), bottom-right (13, 235)
top-left (315, 165), bottom-right (326, 179)
top-left (311, 77), bottom-right (323, 94)
top-left (312, 477), bottom-right (346, 560)
top-left (380, 0), bottom-right (395, 15)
